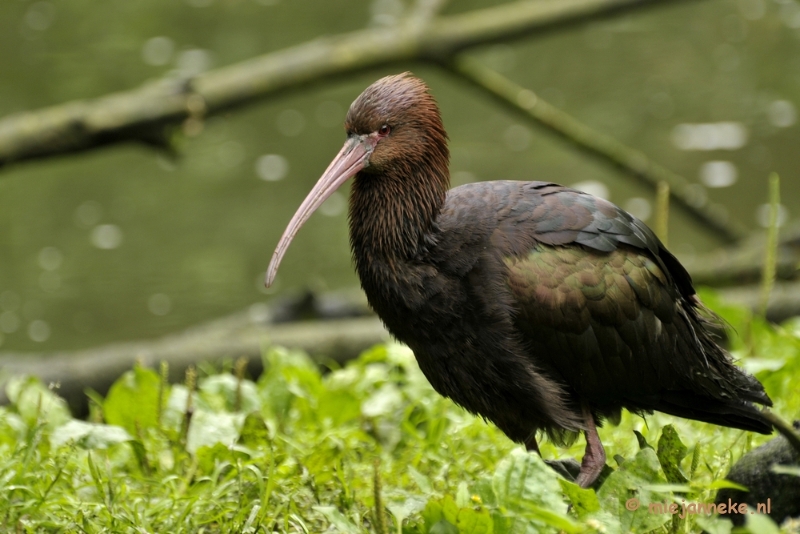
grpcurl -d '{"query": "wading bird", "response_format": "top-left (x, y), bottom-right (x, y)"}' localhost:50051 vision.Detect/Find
top-left (265, 73), bottom-right (772, 488)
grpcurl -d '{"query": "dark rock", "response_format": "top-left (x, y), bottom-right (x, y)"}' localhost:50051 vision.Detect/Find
top-left (715, 422), bottom-right (800, 526)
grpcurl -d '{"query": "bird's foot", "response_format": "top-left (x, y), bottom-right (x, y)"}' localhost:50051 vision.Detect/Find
top-left (574, 404), bottom-right (606, 489)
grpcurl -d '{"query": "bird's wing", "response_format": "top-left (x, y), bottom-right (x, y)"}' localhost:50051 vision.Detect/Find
top-left (491, 181), bottom-right (692, 294)
top-left (448, 181), bottom-right (770, 431)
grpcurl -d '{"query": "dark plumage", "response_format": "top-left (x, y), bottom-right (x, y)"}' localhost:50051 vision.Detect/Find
top-left (266, 73), bottom-right (773, 487)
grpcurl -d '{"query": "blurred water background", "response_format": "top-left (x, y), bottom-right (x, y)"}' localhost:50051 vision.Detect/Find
top-left (0, 0), bottom-right (798, 352)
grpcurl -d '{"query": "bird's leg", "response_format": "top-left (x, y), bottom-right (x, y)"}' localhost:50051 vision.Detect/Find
top-left (574, 405), bottom-right (606, 489)
top-left (524, 433), bottom-right (541, 455)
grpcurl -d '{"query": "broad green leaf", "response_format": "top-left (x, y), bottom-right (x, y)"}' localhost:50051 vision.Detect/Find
top-left (239, 412), bottom-right (270, 447)
top-left (357, 344), bottom-right (390, 365)
top-left (50, 420), bottom-right (131, 449)
top-left (361, 383), bottom-right (403, 418)
top-left (656, 424), bottom-right (688, 484)
top-left (455, 507), bottom-right (493, 534)
top-left (424, 497), bottom-right (494, 534)
top-left (186, 408), bottom-right (245, 454)
top-left (519, 505), bottom-right (583, 533)
top-left (695, 515), bottom-right (733, 534)
top-left (258, 347), bottom-right (320, 419)
top-left (744, 512), bottom-right (780, 534)
top-left (429, 520), bottom-right (459, 534)
top-left (408, 465), bottom-right (433, 494)
top-left (489, 514), bottom-right (512, 534)
top-left (491, 449), bottom-right (564, 511)
top-left (559, 479), bottom-right (599, 518)
top-left (199, 374), bottom-right (261, 413)
top-left (161, 384), bottom-right (189, 432)
top-left (385, 342), bottom-right (415, 366)
top-left (313, 505), bottom-right (360, 534)
top-left (161, 384), bottom-right (218, 433)
top-left (558, 480), bottom-right (622, 533)
top-left (441, 496), bottom-right (459, 525)
top-left (422, 499), bottom-right (445, 528)
top-left (317, 388), bottom-right (361, 426)
top-left (0, 406), bottom-right (26, 445)
top-left (491, 449), bottom-right (575, 532)
top-left (103, 366), bottom-right (161, 434)
top-left (473, 477), bottom-right (496, 508)
top-left (195, 441), bottom-right (250, 474)
top-left (6, 375), bottom-right (70, 428)
top-left (456, 481), bottom-right (470, 508)
top-left (386, 495), bottom-right (426, 531)
top-left (597, 447), bottom-right (671, 533)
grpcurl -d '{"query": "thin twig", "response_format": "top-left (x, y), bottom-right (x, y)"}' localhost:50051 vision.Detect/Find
top-left (157, 360), bottom-right (168, 430)
top-left (234, 356), bottom-right (247, 412)
top-left (760, 409), bottom-right (800, 456)
top-left (759, 173), bottom-right (780, 318)
top-left (180, 366), bottom-right (197, 446)
top-left (655, 181), bottom-right (670, 246)
top-left (445, 57), bottom-right (745, 243)
top-left (373, 459), bottom-right (388, 534)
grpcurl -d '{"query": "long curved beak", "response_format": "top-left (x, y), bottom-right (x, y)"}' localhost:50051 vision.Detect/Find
top-left (265, 134), bottom-right (376, 287)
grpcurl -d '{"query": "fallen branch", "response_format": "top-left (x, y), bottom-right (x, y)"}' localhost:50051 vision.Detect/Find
top-left (715, 281), bottom-right (800, 324)
top-left (1, 0), bottom-right (739, 244)
top-left (683, 221), bottom-right (800, 287)
top-left (446, 57), bottom-right (746, 242)
top-left (0, 0), bottom-right (684, 169)
top-left (0, 309), bottom-right (389, 416)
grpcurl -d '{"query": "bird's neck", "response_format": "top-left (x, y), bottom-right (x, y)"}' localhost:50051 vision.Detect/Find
top-left (349, 162), bottom-right (448, 269)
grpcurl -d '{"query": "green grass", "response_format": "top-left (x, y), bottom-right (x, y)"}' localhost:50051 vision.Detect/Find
top-left (0, 295), bottom-right (799, 533)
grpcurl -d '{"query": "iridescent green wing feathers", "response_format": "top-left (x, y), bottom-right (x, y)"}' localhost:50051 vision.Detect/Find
top-left (483, 182), bottom-right (771, 432)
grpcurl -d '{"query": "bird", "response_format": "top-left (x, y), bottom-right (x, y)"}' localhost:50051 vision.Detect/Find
top-left (265, 72), bottom-right (772, 488)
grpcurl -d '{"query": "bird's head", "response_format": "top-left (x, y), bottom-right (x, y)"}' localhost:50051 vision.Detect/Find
top-left (265, 73), bottom-right (448, 287)
top-left (343, 72), bottom-right (447, 175)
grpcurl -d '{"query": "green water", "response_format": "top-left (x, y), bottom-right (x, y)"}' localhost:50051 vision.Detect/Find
top-left (1, 0), bottom-right (798, 352)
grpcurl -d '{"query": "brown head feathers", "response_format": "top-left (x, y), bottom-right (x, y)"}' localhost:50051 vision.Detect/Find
top-left (346, 73), bottom-right (437, 134)
top-left (345, 73), bottom-right (449, 182)
top-left (346, 73), bottom-right (450, 261)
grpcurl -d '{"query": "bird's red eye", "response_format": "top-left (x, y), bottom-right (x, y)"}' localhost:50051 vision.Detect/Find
top-left (379, 124), bottom-right (391, 136)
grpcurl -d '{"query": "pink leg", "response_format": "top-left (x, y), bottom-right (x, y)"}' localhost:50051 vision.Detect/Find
top-left (574, 405), bottom-right (606, 488)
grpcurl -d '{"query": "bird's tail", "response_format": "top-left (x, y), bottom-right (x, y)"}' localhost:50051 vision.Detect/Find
top-left (655, 391), bottom-right (773, 434)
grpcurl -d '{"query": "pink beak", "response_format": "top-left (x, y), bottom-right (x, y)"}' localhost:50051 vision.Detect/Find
top-left (265, 134), bottom-right (378, 287)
